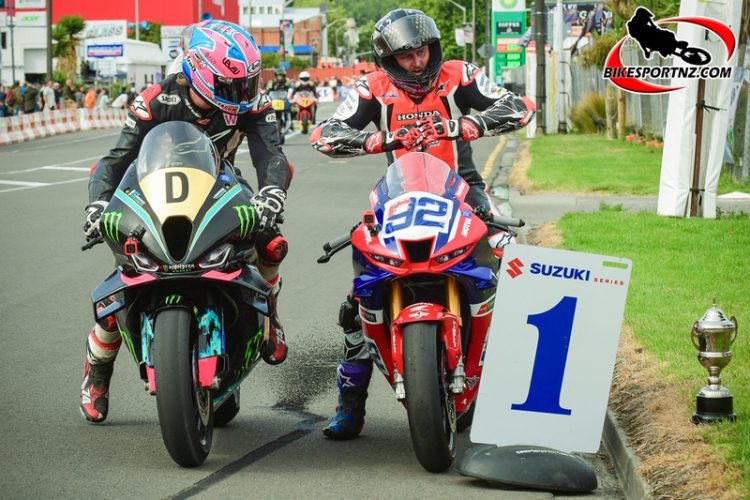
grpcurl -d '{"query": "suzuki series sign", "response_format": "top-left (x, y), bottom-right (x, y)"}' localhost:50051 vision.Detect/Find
top-left (472, 244), bottom-right (632, 453)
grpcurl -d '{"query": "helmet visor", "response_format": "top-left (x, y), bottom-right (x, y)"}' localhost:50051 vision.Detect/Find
top-left (373, 15), bottom-right (439, 58)
top-left (214, 73), bottom-right (261, 105)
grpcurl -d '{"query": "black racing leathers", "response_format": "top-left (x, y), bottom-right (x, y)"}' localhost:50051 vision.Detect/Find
top-left (89, 73), bottom-right (291, 203)
top-left (310, 60), bottom-right (531, 188)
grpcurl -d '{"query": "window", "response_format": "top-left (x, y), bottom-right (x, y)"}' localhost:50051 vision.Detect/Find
top-left (250, 6), bottom-right (256, 14)
top-left (258, 6), bottom-right (265, 14)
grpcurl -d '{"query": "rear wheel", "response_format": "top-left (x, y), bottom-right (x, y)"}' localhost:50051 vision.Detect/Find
top-left (154, 308), bottom-right (213, 467)
top-left (301, 113), bottom-right (309, 134)
top-left (214, 388), bottom-right (240, 427)
top-left (403, 322), bottom-right (457, 472)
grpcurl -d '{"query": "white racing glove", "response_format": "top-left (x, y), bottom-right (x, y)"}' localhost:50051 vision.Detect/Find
top-left (83, 201), bottom-right (109, 242)
top-left (251, 186), bottom-right (287, 231)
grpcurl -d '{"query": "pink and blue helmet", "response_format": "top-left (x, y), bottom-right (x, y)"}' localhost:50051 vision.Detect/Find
top-left (182, 20), bottom-right (262, 115)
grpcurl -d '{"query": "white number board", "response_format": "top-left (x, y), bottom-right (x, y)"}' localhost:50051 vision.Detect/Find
top-left (471, 244), bottom-right (632, 453)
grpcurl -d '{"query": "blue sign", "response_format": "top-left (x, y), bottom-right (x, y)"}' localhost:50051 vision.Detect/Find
top-left (87, 44), bottom-right (124, 58)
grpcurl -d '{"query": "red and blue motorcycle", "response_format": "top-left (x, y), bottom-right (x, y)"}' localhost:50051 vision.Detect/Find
top-left (319, 152), bottom-right (524, 472)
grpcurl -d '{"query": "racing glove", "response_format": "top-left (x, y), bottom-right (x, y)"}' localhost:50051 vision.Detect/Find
top-left (417, 115), bottom-right (482, 144)
top-left (83, 201), bottom-right (109, 242)
top-left (364, 126), bottom-right (426, 154)
top-left (465, 184), bottom-right (492, 221)
top-left (251, 186), bottom-right (287, 232)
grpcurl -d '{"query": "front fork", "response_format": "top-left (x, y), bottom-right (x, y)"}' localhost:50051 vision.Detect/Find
top-left (389, 277), bottom-right (465, 400)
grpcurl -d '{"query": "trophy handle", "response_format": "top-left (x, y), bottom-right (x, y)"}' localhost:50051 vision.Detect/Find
top-left (730, 316), bottom-right (738, 344)
top-left (691, 321), bottom-right (701, 349)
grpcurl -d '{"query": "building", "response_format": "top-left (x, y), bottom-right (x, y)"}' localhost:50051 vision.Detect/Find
top-left (240, 0), bottom-right (323, 60)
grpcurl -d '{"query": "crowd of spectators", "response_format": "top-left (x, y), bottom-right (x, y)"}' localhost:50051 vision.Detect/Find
top-left (0, 81), bottom-right (138, 117)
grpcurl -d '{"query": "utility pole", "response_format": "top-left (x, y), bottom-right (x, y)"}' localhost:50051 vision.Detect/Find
top-left (46, 0), bottom-right (52, 80)
top-left (534, 0), bottom-right (546, 135)
top-left (9, 0), bottom-right (16, 84)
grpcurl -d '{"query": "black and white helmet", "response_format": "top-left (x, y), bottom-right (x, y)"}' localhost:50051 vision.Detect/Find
top-left (371, 9), bottom-right (442, 97)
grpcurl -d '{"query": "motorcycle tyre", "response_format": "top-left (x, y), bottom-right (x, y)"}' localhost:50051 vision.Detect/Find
top-left (403, 322), bottom-right (457, 473)
top-left (154, 308), bottom-right (213, 467)
top-left (456, 400), bottom-right (475, 433)
top-left (301, 113), bottom-right (309, 134)
top-left (214, 388), bottom-right (240, 427)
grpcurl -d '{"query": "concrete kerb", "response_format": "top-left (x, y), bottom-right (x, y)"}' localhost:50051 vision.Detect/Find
top-left (485, 132), bottom-right (652, 500)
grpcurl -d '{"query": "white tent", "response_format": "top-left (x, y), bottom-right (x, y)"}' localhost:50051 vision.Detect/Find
top-left (657, 0), bottom-right (744, 218)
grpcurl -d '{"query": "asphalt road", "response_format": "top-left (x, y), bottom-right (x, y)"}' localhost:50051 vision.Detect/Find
top-left (0, 101), bottom-right (624, 499)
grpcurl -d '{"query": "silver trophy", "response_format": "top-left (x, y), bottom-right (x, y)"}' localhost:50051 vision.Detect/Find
top-left (691, 301), bottom-right (738, 424)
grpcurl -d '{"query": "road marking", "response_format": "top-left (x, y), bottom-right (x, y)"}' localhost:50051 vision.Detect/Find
top-left (41, 166), bottom-right (91, 172)
top-left (5, 155), bottom-right (101, 174)
top-left (0, 180), bottom-right (49, 187)
top-left (482, 135), bottom-right (507, 181)
top-left (0, 177), bottom-right (87, 193)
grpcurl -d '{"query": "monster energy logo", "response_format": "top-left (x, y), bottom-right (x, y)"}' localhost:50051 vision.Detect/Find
top-left (242, 328), bottom-right (264, 371)
top-left (234, 205), bottom-right (256, 239)
top-left (102, 212), bottom-right (122, 244)
top-left (164, 295), bottom-right (183, 305)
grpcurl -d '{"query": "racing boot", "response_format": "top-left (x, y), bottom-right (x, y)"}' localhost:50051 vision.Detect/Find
top-left (261, 276), bottom-right (288, 365)
top-left (323, 360), bottom-right (373, 440)
top-left (79, 321), bottom-right (121, 423)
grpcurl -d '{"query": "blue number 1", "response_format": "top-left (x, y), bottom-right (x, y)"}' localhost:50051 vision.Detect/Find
top-left (511, 296), bottom-right (577, 415)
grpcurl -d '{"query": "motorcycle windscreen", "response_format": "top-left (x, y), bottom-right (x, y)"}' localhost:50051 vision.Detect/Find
top-left (135, 122), bottom-right (219, 223)
top-left (384, 152), bottom-right (454, 198)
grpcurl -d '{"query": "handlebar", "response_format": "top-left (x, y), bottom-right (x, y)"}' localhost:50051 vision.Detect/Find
top-left (317, 224), bottom-right (359, 264)
top-left (81, 236), bottom-right (104, 251)
top-left (488, 214), bottom-right (525, 228)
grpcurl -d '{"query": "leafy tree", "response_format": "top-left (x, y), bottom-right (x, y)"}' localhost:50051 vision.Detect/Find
top-left (128, 22), bottom-right (163, 45)
top-left (52, 15), bottom-right (86, 80)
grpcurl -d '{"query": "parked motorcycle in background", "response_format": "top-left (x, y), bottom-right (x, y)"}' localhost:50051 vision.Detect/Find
top-left (268, 88), bottom-right (291, 145)
top-left (318, 152), bottom-right (524, 472)
top-left (293, 90), bottom-right (316, 134)
top-left (83, 122), bottom-right (276, 467)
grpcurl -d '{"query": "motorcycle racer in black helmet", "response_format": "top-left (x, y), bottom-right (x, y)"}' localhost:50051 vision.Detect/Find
top-left (371, 8), bottom-right (443, 98)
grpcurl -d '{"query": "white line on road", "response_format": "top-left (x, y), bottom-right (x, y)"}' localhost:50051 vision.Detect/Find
top-left (41, 166), bottom-right (92, 172)
top-left (5, 155), bottom-right (101, 174)
top-left (0, 180), bottom-right (50, 186)
top-left (0, 177), bottom-right (87, 193)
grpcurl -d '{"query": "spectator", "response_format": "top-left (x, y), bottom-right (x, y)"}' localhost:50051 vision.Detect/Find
top-left (126, 88), bottom-right (137, 106)
top-left (23, 83), bottom-right (39, 114)
top-left (62, 79), bottom-right (77, 109)
top-left (5, 82), bottom-right (18, 115)
top-left (110, 90), bottom-right (128, 109)
top-left (75, 85), bottom-right (85, 108)
top-left (96, 88), bottom-right (110, 109)
top-left (84, 86), bottom-right (97, 109)
top-left (53, 82), bottom-right (62, 108)
top-left (42, 80), bottom-right (57, 111)
top-left (0, 98), bottom-right (8, 117)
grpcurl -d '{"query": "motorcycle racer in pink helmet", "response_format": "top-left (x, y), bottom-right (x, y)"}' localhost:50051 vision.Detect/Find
top-left (182, 20), bottom-right (263, 115)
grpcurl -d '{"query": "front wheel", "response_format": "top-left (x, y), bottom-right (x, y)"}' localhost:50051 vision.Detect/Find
top-left (154, 308), bottom-right (213, 467)
top-left (301, 112), bottom-right (309, 134)
top-left (403, 322), bottom-right (457, 472)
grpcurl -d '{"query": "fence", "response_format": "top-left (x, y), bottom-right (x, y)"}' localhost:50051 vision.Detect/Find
top-left (0, 108), bottom-right (128, 147)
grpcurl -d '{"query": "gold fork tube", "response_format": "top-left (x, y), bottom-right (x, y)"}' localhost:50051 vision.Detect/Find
top-left (391, 280), bottom-right (403, 319)
top-left (446, 276), bottom-right (462, 325)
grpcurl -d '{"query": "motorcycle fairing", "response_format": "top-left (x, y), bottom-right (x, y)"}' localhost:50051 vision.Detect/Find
top-left (105, 166), bottom-right (253, 265)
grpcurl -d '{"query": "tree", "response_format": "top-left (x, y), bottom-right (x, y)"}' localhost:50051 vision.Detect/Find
top-left (128, 22), bottom-right (163, 45)
top-left (52, 15), bottom-right (86, 80)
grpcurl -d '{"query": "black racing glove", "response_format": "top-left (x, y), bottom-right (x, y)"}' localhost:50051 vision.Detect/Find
top-left (465, 184), bottom-right (492, 221)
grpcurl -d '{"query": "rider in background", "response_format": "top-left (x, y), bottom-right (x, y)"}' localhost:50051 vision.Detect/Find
top-left (290, 70), bottom-right (319, 124)
top-left (309, 8), bottom-right (534, 441)
top-left (267, 68), bottom-right (294, 131)
top-left (80, 20), bottom-right (292, 424)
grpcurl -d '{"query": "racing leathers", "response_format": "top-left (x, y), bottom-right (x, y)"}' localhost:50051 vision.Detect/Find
top-left (80, 73), bottom-right (292, 423)
top-left (310, 60), bottom-right (533, 439)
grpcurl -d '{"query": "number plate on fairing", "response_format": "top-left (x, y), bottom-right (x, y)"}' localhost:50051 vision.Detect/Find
top-left (471, 244), bottom-right (632, 453)
top-left (380, 191), bottom-right (458, 252)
